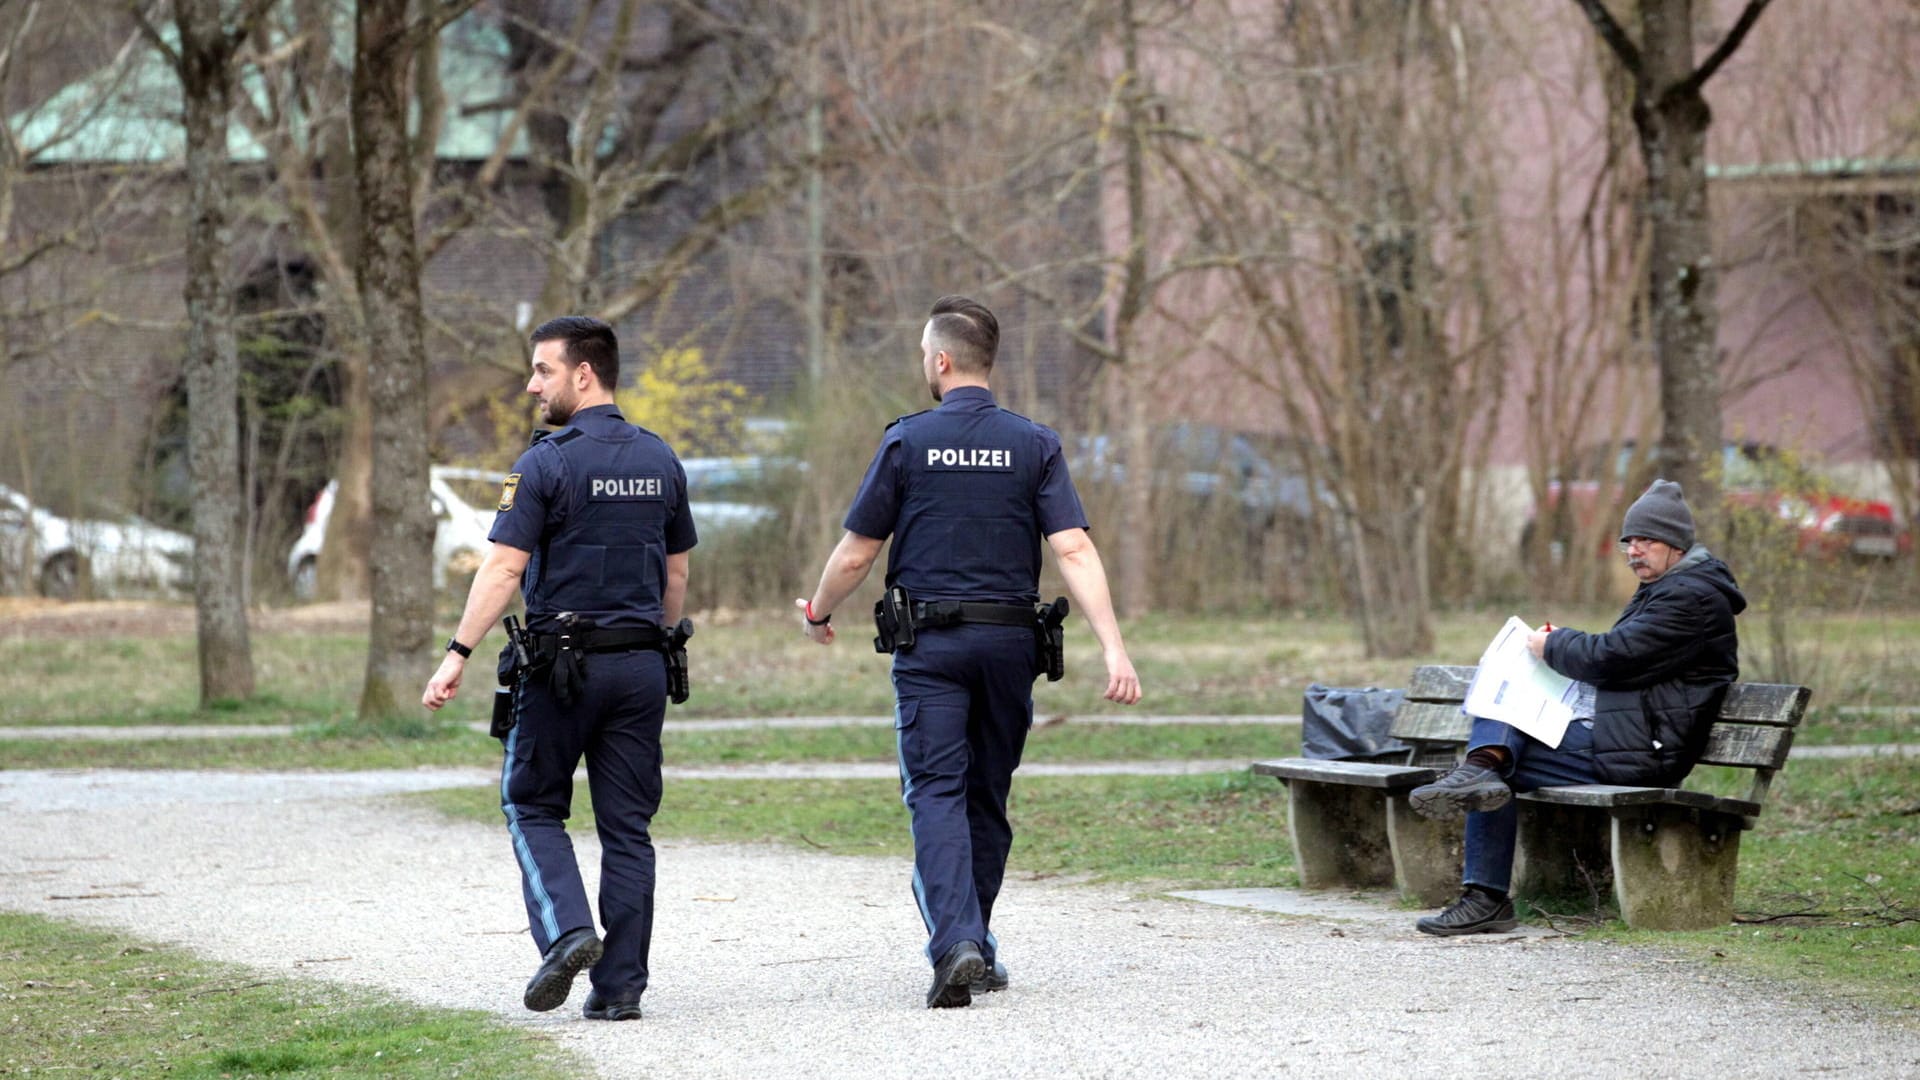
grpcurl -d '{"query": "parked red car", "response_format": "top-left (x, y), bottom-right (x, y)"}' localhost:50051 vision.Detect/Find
top-left (1522, 442), bottom-right (1910, 563)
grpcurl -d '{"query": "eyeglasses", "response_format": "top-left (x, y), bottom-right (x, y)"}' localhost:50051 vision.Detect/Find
top-left (1617, 536), bottom-right (1659, 554)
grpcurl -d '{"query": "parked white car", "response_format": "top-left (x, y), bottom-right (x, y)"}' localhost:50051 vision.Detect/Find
top-left (0, 483), bottom-right (194, 599)
top-left (287, 466), bottom-right (503, 601)
top-left (285, 456), bottom-right (786, 601)
top-left (680, 456), bottom-right (783, 532)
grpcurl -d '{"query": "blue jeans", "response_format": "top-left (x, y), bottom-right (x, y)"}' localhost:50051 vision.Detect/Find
top-left (1462, 716), bottom-right (1600, 894)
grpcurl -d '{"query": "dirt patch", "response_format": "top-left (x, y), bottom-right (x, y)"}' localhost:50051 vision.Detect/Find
top-left (0, 598), bottom-right (370, 640)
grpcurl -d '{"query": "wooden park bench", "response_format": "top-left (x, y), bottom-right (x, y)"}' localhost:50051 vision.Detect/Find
top-left (1252, 665), bottom-right (1811, 930)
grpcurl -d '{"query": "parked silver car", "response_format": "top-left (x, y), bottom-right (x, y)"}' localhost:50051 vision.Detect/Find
top-left (0, 483), bottom-right (194, 599)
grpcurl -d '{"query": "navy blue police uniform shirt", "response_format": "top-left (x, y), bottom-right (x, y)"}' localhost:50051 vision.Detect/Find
top-left (490, 404), bottom-right (697, 631)
top-left (843, 386), bottom-right (1088, 604)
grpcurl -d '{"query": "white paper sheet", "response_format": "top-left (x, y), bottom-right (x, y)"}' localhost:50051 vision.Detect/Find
top-left (1462, 616), bottom-right (1583, 748)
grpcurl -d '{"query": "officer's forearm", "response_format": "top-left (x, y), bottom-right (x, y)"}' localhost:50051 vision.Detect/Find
top-left (664, 551), bottom-right (690, 624)
top-left (808, 531), bottom-right (883, 618)
top-left (1049, 532), bottom-right (1129, 657)
top-left (449, 544), bottom-right (529, 651)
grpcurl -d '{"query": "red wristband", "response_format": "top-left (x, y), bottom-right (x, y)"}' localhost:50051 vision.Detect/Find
top-left (805, 600), bottom-right (831, 626)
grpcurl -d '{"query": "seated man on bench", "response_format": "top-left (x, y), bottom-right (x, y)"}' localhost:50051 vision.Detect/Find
top-left (1408, 479), bottom-right (1746, 935)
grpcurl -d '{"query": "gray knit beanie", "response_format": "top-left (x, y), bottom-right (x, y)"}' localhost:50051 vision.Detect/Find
top-left (1619, 479), bottom-right (1695, 550)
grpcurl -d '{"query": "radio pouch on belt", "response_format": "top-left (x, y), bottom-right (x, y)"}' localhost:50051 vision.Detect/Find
top-left (1035, 596), bottom-right (1070, 682)
top-left (873, 584), bottom-right (917, 654)
top-left (665, 618), bottom-right (694, 705)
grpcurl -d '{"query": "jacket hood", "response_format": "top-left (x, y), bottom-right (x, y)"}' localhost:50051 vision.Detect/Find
top-left (1659, 543), bottom-right (1748, 616)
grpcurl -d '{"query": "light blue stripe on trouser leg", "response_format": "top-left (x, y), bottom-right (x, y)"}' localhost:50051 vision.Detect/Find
top-left (501, 719), bottom-right (562, 943)
top-left (898, 702), bottom-right (936, 961)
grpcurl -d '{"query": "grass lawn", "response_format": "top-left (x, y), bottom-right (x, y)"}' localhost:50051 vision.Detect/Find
top-left (9, 603), bottom-right (1920, 1014)
top-left (0, 912), bottom-right (576, 1078)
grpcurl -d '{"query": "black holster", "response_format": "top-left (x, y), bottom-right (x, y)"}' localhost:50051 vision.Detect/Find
top-left (873, 584), bottom-right (917, 654)
top-left (1035, 596), bottom-right (1069, 682)
top-left (666, 618), bottom-right (694, 705)
top-left (492, 614), bottom-right (535, 739)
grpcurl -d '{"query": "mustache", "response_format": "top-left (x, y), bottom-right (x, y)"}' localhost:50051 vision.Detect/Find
top-left (1628, 558), bottom-right (1649, 570)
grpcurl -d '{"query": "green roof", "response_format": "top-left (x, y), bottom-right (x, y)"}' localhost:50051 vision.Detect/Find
top-left (13, 15), bottom-right (529, 164)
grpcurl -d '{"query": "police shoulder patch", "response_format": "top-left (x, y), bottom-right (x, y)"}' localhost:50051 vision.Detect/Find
top-left (498, 473), bottom-right (521, 511)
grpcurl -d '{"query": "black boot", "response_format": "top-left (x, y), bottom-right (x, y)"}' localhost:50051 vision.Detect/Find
top-left (970, 959), bottom-right (1009, 994)
top-left (523, 927), bottom-right (602, 1012)
top-left (926, 940), bottom-right (985, 1009)
top-left (1415, 888), bottom-right (1519, 936)
top-left (582, 989), bottom-right (643, 1021)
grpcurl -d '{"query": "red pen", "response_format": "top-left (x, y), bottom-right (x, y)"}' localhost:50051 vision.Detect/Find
top-left (1543, 622), bottom-right (1554, 632)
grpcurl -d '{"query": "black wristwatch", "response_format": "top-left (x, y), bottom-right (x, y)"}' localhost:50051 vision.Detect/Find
top-left (446, 637), bottom-right (473, 658)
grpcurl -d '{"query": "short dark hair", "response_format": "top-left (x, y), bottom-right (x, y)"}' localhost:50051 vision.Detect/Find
top-left (927, 295), bottom-right (999, 374)
top-left (529, 316), bottom-right (620, 391)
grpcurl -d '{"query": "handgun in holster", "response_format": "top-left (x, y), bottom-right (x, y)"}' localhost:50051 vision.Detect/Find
top-left (873, 584), bottom-right (917, 654)
top-left (491, 614), bottom-right (534, 739)
top-left (665, 618), bottom-right (694, 705)
top-left (1035, 596), bottom-right (1070, 682)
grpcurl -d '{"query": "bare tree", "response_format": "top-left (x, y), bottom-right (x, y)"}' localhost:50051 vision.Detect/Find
top-left (1569, 0), bottom-right (1778, 515)
top-left (351, 0), bottom-right (472, 722)
top-left (134, 0), bottom-right (274, 703)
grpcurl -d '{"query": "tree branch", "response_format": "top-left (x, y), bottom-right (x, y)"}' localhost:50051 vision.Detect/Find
top-left (1567, 0), bottom-right (1641, 77)
top-left (1674, 0), bottom-right (1776, 97)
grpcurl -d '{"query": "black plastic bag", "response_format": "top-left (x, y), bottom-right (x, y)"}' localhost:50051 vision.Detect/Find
top-left (1301, 683), bottom-right (1409, 761)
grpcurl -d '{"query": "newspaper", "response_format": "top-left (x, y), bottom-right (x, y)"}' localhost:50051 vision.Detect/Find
top-left (1462, 616), bottom-right (1583, 748)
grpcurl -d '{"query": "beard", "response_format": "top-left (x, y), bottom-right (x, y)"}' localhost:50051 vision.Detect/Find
top-left (538, 391), bottom-right (577, 425)
top-left (926, 375), bottom-right (942, 403)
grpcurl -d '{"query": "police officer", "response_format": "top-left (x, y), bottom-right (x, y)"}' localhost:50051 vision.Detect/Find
top-left (797, 295), bottom-right (1142, 1009)
top-left (423, 316), bottom-right (695, 1022)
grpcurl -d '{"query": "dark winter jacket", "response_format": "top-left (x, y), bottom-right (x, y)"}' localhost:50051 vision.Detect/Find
top-left (1541, 545), bottom-right (1746, 785)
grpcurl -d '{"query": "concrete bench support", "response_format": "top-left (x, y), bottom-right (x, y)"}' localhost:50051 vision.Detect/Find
top-left (1608, 806), bottom-right (1744, 930)
top-left (1286, 781), bottom-right (1396, 890)
top-left (1383, 796), bottom-right (1464, 907)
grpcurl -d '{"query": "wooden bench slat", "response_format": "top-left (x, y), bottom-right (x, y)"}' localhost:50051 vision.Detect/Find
top-left (1406, 665), bottom-right (1475, 702)
top-left (1251, 758), bottom-right (1436, 788)
top-left (1391, 701), bottom-right (1472, 742)
top-left (1518, 784), bottom-right (1763, 819)
top-left (1717, 683), bottom-right (1813, 726)
top-left (1698, 723), bottom-right (1794, 769)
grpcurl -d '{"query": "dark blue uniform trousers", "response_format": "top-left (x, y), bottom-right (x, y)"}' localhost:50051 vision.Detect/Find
top-left (501, 649), bottom-right (667, 998)
top-left (891, 624), bottom-right (1037, 967)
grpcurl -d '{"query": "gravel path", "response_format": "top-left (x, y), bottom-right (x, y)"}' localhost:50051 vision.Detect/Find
top-left (3, 768), bottom-right (1917, 1079)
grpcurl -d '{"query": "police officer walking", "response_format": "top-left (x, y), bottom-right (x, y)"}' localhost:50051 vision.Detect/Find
top-left (796, 296), bottom-right (1142, 1009)
top-left (423, 316), bottom-right (696, 1022)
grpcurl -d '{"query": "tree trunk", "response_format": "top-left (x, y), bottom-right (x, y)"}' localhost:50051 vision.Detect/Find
top-left (174, 0), bottom-right (255, 704)
top-left (353, 0), bottom-right (436, 723)
top-left (1110, 0), bottom-right (1152, 618)
top-left (1637, 0), bottom-right (1723, 519)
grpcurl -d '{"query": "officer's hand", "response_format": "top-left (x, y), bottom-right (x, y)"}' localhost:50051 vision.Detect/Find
top-left (795, 597), bottom-right (835, 645)
top-left (1102, 649), bottom-right (1142, 706)
top-left (423, 654), bottom-right (465, 711)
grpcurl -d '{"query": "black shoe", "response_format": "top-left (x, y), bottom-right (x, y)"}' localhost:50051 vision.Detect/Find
top-left (1416, 889), bottom-right (1519, 936)
top-left (926, 940), bottom-right (985, 1009)
top-left (523, 928), bottom-right (602, 1012)
top-left (970, 959), bottom-right (1008, 994)
top-left (582, 990), bottom-right (643, 1021)
top-left (1408, 762), bottom-right (1512, 820)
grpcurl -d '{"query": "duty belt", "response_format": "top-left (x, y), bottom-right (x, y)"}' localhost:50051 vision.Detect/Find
top-left (529, 624), bottom-right (667, 659)
top-left (909, 600), bottom-right (1037, 628)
